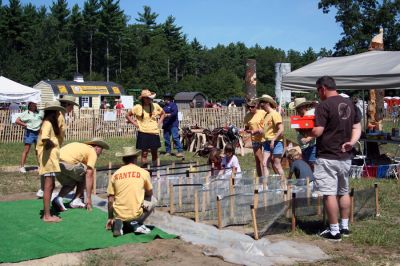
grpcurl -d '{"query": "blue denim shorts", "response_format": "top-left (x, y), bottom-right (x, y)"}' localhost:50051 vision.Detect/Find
top-left (263, 141), bottom-right (284, 155)
top-left (24, 129), bottom-right (39, 144)
top-left (302, 145), bottom-right (316, 163)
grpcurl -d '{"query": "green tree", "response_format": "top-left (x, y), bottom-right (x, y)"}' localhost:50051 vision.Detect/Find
top-left (318, 0), bottom-right (400, 55)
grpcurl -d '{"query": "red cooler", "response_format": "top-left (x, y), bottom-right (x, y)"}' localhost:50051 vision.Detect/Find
top-left (290, 115), bottom-right (315, 129)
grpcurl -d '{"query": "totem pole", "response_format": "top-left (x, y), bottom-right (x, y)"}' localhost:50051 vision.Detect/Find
top-left (245, 59), bottom-right (257, 100)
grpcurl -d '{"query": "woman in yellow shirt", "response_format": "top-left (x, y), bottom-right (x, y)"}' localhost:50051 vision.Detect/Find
top-left (257, 95), bottom-right (285, 177)
top-left (243, 99), bottom-right (266, 177)
top-left (126, 89), bottom-right (165, 167)
top-left (36, 101), bottom-right (66, 223)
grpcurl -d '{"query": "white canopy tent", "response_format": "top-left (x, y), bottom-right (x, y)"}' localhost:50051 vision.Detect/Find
top-left (281, 51), bottom-right (400, 91)
top-left (0, 76), bottom-right (41, 103)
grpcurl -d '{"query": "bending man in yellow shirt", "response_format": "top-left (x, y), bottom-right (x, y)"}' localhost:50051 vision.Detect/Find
top-left (52, 138), bottom-right (109, 212)
top-left (106, 146), bottom-right (156, 237)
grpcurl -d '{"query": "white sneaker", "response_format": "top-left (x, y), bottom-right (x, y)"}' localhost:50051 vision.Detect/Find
top-left (36, 189), bottom-right (44, 198)
top-left (70, 198), bottom-right (86, 208)
top-left (134, 224), bottom-right (151, 234)
top-left (19, 167), bottom-right (26, 173)
top-left (52, 196), bottom-right (68, 212)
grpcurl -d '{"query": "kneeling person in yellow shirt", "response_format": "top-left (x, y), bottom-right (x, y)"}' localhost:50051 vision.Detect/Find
top-left (105, 146), bottom-right (156, 237)
top-left (52, 138), bottom-right (109, 212)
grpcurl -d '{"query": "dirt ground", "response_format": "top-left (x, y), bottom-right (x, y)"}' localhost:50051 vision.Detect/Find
top-left (1, 193), bottom-right (399, 266)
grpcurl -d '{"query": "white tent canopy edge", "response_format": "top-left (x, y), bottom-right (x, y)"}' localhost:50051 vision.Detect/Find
top-left (281, 51), bottom-right (400, 91)
top-left (0, 76), bottom-right (41, 103)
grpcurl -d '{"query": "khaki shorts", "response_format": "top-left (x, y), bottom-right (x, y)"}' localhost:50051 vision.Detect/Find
top-left (314, 158), bottom-right (351, 196)
top-left (56, 162), bottom-right (87, 187)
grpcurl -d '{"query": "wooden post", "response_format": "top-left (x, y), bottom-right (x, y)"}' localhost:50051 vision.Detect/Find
top-left (166, 167), bottom-right (170, 175)
top-left (229, 170), bottom-right (235, 219)
top-left (194, 190), bottom-right (199, 222)
top-left (217, 195), bottom-right (223, 229)
top-left (374, 183), bottom-right (380, 217)
top-left (251, 204), bottom-right (259, 240)
top-left (169, 184), bottom-right (174, 214)
top-left (245, 59), bottom-right (257, 99)
top-left (253, 189), bottom-right (259, 210)
top-left (178, 177), bottom-right (183, 208)
top-left (291, 193), bottom-right (296, 233)
top-left (350, 188), bottom-right (354, 223)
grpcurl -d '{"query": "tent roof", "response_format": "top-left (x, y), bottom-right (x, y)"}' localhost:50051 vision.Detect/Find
top-left (174, 92), bottom-right (206, 101)
top-left (281, 51), bottom-right (400, 91)
top-left (0, 76), bottom-right (41, 103)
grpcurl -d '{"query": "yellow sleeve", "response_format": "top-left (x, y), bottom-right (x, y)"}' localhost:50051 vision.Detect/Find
top-left (272, 111), bottom-right (283, 124)
top-left (86, 148), bottom-right (98, 169)
top-left (143, 171), bottom-right (153, 191)
top-left (106, 174), bottom-right (115, 195)
top-left (131, 105), bottom-right (141, 117)
top-left (40, 121), bottom-right (52, 140)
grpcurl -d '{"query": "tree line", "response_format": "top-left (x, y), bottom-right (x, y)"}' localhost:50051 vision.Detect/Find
top-left (0, 0), bottom-right (398, 101)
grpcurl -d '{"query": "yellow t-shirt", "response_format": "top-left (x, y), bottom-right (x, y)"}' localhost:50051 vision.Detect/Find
top-left (57, 112), bottom-right (65, 146)
top-left (107, 164), bottom-right (153, 221)
top-left (244, 109), bottom-right (266, 142)
top-left (36, 120), bottom-right (62, 175)
top-left (263, 110), bottom-right (283, 141)
top-left (60, 142), bottom-right (97, 169)
top-left (128, 103), bottom-right (163, 134)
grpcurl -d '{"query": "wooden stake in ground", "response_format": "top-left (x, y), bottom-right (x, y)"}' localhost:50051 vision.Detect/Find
top-left (317, 194), bottom-right (322, 216)
top-left (350, 188), bottom-right (355, 223)
top-left (306, 177), bottom-right (310, 206)
top-left (169, 184), bottom-right (175, 214)
top-left (253, 189), bottom-right (259, 210)
top-left (251, 204), bottom-right (259, 240)
top-left (178, 177), bottom-right (183, 208)
top-left (92, 168), bottom-right (97, 195)
top-left (194, 190), bottom-right (199, 222)
top-left (374, 183), bottom-right (380, 217)
top-left (217, 195), bottom-right (223, 229)
top-left (291, 193), bottom-right (296, 233)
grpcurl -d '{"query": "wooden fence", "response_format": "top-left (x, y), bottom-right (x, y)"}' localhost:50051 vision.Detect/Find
top-left (0, 107), bottom-right (295, 143)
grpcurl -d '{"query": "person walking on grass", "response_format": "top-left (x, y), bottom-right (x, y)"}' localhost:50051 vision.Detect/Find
top-left (243, 98), bottom-right (266, 177)
top-left (126, 89), bottom-right (165, 167)
top-left (36, 101), bottom-right (65, 223)
top-left (311, 76), bottom-right (361, 241)
top-left (15, 101), bottom-right (43, 173)
top-left (257, 94), bottom-right (285, 177)
top-left (162, 92), bottom-right (184, 158)
top-left (52, 138), bottom-right (109, 212)
top-left (106, 147), bottom-right (157, 237)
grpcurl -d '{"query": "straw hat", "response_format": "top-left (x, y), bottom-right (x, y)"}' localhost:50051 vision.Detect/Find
top-left (256, 94), bottom-right (277, 108)
top-left (289, 98), bottom-right (316, 110)
top-left (41, 100), bottom-right (66, 113)
top-left (246, 98), bottom-right (258, 107)
top-left (115, 146), bottom-right (141, 157)
top-left (59, 95), bottom-right (79, 106)
top-left (84, 137), bottom-right (110, 150)
top-left (138, 89), bottom-right (156, 99)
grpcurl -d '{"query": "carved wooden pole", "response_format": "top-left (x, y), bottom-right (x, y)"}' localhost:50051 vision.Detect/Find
top-left (245, 59), bottom-right (257, 100)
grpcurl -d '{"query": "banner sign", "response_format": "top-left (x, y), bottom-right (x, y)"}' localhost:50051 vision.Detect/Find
top-left (70, 85), bottom-right (109, 95)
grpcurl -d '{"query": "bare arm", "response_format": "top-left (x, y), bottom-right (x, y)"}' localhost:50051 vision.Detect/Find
top-left (272, 123), bottom-right (284, 142)
top-left (342, 122), bottom-right (362, 152)
top-left (15, 117), bottom-right (26, 128)
top-left (85, 168), bottom-right (94, 211)
top-left (158, 111), bottom-right (166, 126)
top-left (125, 111), bottom-right (139, 128)
top-left (311, 126), bottom-right (324, 138)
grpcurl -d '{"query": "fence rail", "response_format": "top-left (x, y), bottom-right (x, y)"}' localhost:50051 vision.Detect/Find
top-left (0, 107), bottom-right (301, 143)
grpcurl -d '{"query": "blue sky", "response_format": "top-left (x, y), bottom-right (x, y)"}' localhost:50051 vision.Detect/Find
top-left (12, 0), bottom-right (342, 52)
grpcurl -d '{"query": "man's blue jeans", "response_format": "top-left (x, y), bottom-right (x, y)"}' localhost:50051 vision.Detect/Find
top-left (163, 126), bottom-right (183, 153)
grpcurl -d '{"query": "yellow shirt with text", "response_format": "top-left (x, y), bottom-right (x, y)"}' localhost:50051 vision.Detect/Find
top-left (107, 164), bottom-right (153, 221)
top-left (263, 110), bottom-right (283, 141)
top-left (128, 103), bottom-right (163, 134)
top-left (243, 109), bottom-right (266, 142)
top-left (60, 142), bottom-right (97, 169)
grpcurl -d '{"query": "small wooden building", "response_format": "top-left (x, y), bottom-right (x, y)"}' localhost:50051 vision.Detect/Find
top-left (174, 92), bottom-right (207, 109)
top-left (34, 74), bottom-right (125, 109)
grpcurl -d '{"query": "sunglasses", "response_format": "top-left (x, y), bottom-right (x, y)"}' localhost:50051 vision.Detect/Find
top-left (247, 105), bottom-right (257, 109)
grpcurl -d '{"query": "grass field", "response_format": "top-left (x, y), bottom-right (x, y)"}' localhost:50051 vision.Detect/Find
top-left (0, 136), bottom-right (399, 264)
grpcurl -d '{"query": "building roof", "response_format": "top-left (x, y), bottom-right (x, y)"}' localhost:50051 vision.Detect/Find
top-left (40, 80), bottom-right (125, 96)
top-left (174, 91), bottom-right (207, 101)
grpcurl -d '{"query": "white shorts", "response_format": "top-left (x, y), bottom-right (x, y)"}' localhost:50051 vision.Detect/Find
top-left (314, 158), bottom-right (351, 196)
